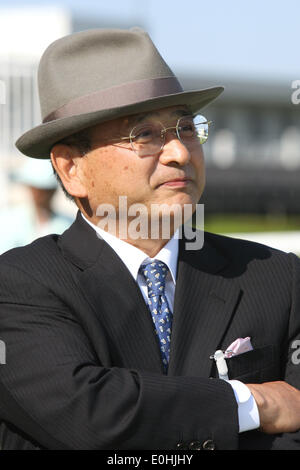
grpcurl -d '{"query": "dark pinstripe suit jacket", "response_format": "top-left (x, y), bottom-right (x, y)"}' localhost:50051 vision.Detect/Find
top-left (0, 211), bottom-right (299, 450)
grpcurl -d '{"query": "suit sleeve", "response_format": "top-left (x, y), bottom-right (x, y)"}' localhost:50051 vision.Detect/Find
top-left (240, 252), bottom-right (300, 450)
top-left (0, 262), bottom-right (239, 450)
top-left (269, 252), bottom-right (300, 449)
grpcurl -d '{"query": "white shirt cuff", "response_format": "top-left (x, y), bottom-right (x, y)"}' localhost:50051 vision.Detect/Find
top-left (228, 379), bottom-right (260, 433)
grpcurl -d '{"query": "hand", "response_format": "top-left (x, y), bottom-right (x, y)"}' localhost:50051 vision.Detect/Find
top-left (247, 381), bottom-right (300, 434)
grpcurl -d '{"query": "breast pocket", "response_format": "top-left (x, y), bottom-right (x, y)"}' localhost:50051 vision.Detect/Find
top-left (226, 345), bottom-right (281, 383)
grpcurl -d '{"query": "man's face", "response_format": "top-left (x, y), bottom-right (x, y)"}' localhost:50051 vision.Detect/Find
top-left (77, 105), bottom-right (206, 220)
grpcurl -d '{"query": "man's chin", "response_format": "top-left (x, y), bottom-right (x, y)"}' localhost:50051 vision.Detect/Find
top-left (153, 192), bottom-right (199, 210)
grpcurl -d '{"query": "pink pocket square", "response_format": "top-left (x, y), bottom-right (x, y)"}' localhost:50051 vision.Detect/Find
top-left (224, 337), bottom-right (253, 358)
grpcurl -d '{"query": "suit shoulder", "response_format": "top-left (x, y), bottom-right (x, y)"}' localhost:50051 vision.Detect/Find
top-left (0, 234), bottom-right (77, 313)
top-left (0, 234), bottom-right (60, 267)
top-left (204, 230), bottom-right (298, 266)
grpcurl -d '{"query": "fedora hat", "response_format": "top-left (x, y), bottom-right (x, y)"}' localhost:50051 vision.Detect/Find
top-left (16, 28), bottom-right (224, 159)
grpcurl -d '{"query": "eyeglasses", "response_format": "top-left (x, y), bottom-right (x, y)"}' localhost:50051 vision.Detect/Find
top-left (110, 114), bottom-right (212, 157)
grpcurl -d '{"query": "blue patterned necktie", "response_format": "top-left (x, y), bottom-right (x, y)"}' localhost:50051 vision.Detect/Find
top-left (140, 260), bottom-right (173, 369)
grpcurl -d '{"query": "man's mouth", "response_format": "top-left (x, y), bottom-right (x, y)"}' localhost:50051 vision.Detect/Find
top-left (158, 177), bottom-right (192, 188)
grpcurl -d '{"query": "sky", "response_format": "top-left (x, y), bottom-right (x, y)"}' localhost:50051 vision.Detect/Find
top-left (0, 0), bottom-right (299, 83)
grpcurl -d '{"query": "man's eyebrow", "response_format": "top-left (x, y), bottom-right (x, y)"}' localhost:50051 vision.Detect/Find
top-left (130, 108), bottom-right (192, 125)
top-left (171, 109), bottom-right (192, 118)
top-left (133, 111), bottom-right (159, 124)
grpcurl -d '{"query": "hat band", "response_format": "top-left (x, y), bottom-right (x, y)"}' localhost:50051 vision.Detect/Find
top-left (42, 76), bottom-right (183, 123)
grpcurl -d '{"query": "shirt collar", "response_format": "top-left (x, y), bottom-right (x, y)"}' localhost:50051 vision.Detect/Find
top-left (81, 213), bottom-right (178, 283)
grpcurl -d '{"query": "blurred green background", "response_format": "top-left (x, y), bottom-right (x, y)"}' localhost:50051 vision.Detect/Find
top-left (205, 214), bottom-right (300, 234)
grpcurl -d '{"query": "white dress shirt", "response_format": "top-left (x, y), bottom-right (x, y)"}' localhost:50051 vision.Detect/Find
top-left (81, 213), bottom-right (260, 433)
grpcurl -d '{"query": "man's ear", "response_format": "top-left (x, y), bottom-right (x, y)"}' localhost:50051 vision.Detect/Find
top-left (50, 144), bottom-right (88, 198)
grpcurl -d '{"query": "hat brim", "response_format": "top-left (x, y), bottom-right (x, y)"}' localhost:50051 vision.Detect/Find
top-left (16, 86), bottom-right (223, 159)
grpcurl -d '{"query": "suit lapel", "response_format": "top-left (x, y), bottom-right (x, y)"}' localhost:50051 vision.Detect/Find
top-left (59, 211), bottom-right (164, 373)
top-left (168, 235), bottom-right (242, 377)
top-left (79, 244), bottom-right (165, 372)
top-left (60, 213), bottom-right (242, 377)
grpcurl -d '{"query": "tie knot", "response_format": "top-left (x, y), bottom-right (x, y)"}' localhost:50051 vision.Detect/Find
top-left (141, 260), bottom-right (169, 297)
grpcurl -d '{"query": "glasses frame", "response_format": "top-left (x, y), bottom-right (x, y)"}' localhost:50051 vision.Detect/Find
top-left (108, 114), bottom-right (213, 157)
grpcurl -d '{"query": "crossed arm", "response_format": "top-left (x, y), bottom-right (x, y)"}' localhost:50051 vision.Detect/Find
top-left (0, 260), bottom-right (300, 449)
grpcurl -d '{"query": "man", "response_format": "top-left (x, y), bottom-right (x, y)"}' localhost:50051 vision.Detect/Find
top-left (0, 28), bottom-right (299, 450)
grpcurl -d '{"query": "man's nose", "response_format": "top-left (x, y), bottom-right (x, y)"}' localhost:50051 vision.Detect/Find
top-left (158, 131), bottom-right (191, 166)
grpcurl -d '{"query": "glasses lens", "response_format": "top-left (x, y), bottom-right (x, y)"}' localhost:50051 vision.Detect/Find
top-left (177, 116), bottom-right (196, 139)
top-left (130, 123), bottom-right (163, 156)
top-left (194, 114), bottom-right (210, 144)
top-left (178, 114), bottom-right (210, 144)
